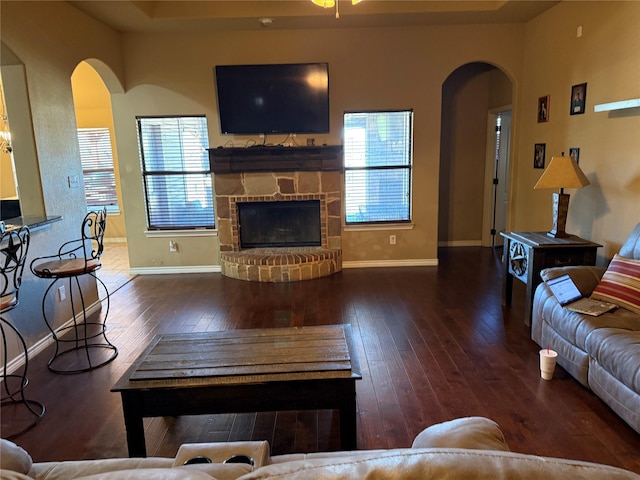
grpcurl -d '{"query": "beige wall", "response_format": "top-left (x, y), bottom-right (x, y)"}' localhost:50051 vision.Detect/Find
top-left (111, 24), bottom-right (524, 267)
top-left (514, 1), bottom-right (640, 259)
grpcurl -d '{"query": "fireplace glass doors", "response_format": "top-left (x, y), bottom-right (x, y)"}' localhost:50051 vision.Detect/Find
top-left (238, 200), bottom-right (321, 248)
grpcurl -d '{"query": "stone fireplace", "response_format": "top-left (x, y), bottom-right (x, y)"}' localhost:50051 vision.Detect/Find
top-left (211, 146), bottom-right (343, 282)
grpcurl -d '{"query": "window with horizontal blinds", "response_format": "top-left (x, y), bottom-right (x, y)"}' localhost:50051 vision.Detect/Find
top-left (77, 127), bottom-right (119, 210)
top-left (137, 116), bottom-right (214, 230)
top-left (344, 110), bottom-right (413, 224)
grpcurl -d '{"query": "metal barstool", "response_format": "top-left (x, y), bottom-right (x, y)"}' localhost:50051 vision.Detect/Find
top-left (1, 225), bottom-right (45, 438)
top-left (30, 208), bottom-right (117, 374)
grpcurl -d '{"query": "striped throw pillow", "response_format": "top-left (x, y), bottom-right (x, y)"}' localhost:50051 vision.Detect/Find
top-left (591, 254), bottom-right (640, 314)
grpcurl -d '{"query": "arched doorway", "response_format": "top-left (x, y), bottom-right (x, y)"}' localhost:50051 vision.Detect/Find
top-left (438, 62), bottom-right (513, 248)
top-left (71, 60), bottom-right (127, 241)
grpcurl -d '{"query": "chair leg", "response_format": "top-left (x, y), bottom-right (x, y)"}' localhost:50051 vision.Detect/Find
top-left (0, 317), bottom-right (46, 439)
top-left (42, 275), bottom-right (118, 374)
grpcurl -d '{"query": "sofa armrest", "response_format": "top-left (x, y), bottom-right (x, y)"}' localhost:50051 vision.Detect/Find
top-left (411, 417), bottom-right (509, 452)
top-left (540, 265), bottom-right (607, 297)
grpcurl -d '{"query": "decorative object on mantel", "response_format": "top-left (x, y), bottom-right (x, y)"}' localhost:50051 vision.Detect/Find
top-left (534, 143), bottom-right (546, 169)
top-left (534, 153), bottom-right (590, 238)
top-left (594, 98), bottom-right (640, 112)
top-left (312, 0), bottom-right (362, 19)
top-left (570, 83), bottom-right (587, 115)
top-left (538, 95), bottom-right (550, 123)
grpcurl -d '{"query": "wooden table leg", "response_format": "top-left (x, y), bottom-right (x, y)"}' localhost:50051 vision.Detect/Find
top-left (121, 393), bottom-right (147, 457)
top-left (339, 382), bottom-right (358, 451)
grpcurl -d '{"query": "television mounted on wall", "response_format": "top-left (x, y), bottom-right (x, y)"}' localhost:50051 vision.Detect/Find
top-left (214, 63), bottom-right (330, 135)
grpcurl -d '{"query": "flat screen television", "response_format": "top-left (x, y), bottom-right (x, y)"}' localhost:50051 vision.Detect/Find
top-left (214, 63), bottom-right (330, 135)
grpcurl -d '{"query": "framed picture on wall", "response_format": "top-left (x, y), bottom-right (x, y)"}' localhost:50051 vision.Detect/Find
top-left (538, 95), bottom-right (550, 123)
top-left (534, 143), bottom-right (546, 169)
top-left (569, 147), bottom-right (580, 164)
top-left (570, 83), bottom-right (587, 115)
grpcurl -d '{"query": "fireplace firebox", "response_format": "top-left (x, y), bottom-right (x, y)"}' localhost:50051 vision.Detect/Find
top-left (238, 200), bottom-right (321, 248)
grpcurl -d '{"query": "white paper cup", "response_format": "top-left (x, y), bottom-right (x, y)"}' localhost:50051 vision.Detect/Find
top-left (539, 349), bottom-right (558, 380)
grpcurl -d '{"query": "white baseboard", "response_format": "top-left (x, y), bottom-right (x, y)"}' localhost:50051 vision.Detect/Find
top-left (6, 300), bottom-right (102, 375)
top-left (130, 265), bottom-right (222, 275)
top-left (343, 258), bottom-right (438, 268)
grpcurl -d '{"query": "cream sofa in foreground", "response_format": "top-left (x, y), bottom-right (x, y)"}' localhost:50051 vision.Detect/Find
top-left (1, 417), bottom-right (637, 479)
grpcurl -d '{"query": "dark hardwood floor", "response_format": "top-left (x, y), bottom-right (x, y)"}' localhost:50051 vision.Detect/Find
top-left (6, 246), bottom-right (640, 473)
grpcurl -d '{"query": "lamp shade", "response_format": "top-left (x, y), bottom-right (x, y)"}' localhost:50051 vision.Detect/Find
top-left (534, 155), bottom-right (590, 190)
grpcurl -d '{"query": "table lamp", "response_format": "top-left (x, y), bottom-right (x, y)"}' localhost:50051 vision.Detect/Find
top-left (533, 154), bottom-right (590, 238)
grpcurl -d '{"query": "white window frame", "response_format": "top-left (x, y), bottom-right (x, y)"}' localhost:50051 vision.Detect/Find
top-left (136, 115), bottom-right (214, 231)
top-left (343, 110), bottom-right (413, 225)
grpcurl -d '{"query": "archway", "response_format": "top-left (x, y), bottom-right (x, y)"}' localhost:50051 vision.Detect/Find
top-left (71, 60), bottom-right (127, 241)
top-left (438, 62), bottom-right (513, 248)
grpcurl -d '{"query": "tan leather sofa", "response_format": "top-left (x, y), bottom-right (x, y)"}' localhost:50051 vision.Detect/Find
top-left (2, 417), bottom-right (637, 479)
top-left (532, 223), bottom-right (640, 434)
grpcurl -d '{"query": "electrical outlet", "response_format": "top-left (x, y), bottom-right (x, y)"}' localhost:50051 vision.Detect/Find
top-left (68, 175), bottom-right (80, 188)
top-left (169, 241), bottom-right (178, 252)
top-left (57, 285), bottom-right (66, 301)
top-left (389, 235), bottom-right (397, 245)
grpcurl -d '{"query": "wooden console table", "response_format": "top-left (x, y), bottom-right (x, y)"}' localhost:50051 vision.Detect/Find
top-left (500, 231), bottom-right (601, 326)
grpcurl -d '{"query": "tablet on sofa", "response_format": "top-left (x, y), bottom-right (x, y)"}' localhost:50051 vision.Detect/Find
top-left (546, 274), bottom-right (617, 316)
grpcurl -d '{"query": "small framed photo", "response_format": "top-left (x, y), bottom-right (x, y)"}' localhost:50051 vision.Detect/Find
top-left (538, 95), bottom-right (550, 123)
top-left (570, 83), bottom-right (587, 115)
top-left (569, 147), bottom-right (580, 164)
top-left (534, 143), bottom-right (546, 169)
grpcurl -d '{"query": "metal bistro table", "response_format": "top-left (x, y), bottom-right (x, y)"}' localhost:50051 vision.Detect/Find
top-left (501, 231), bottom-right (601, 326)
top-left (112, 325), bottom-right (361, 457)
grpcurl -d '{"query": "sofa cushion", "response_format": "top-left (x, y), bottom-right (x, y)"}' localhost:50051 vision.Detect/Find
top-left (29, 458), bottom-right (175, 479)
top-left (538, 293), bottom-right (640, 351)
top-left (585, 328), bottom-right (640, 394)
top-left (72, 468), bottom-right (216, 479)
top-left (0, 470), bottom-right (32, 480)
top-left (618, 222), bottom-right (640, 260)
top-left (235, 449), bottom-right (638, 479)
top-left (591, 254), bottom-right (640, 314)
top-left (411, 417), bottom-right (509, 452)
top-left (588, 358), bottom-right (640, 433)
top-left (0, 439), bottom-right (32, 474)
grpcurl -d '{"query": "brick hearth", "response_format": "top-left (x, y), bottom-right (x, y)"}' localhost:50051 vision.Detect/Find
top-left (213, 156), bottom-right (343, 282)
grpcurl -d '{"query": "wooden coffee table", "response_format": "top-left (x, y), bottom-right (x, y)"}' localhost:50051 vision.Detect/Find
top-left (111, 325), bottom-right (361, 457)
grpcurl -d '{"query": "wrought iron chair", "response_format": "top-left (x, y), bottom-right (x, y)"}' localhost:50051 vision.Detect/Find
top-left (1, 225), bottom-right (45, 438)
top-left (30, 208), bottom-right (117, 374)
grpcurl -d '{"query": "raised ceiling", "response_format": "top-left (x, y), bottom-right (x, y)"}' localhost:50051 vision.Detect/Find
top-left (67, 1), bottom-right (559, 33)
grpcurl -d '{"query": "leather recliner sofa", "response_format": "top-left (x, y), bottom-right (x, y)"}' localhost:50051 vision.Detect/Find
top-left (1, 417), bottom-right (637, 479)
top-left (532, 222), bottom-right (640, 434)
